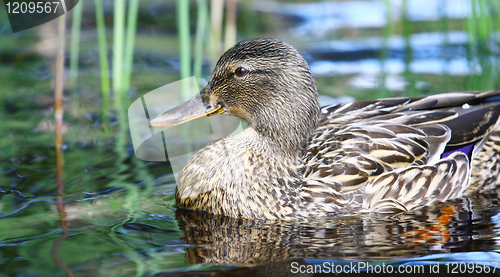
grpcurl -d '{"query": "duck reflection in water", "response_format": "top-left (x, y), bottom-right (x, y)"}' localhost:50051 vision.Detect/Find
top-left (174, 189), bottom-right (500, 276)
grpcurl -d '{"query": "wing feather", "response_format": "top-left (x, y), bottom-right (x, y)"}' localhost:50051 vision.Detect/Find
top-left (302, 90), bottom-right (500, 213)
top-left (363, 152), bottom-right (470, 212)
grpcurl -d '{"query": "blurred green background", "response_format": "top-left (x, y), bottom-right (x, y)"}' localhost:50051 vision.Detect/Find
top-left (1, 0), bottom-right (500, 276)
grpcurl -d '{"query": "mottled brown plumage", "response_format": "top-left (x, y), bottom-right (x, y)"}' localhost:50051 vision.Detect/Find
top-left (150, 38), bottom-right (500, 220)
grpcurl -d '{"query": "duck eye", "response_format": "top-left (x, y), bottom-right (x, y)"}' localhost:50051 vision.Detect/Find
top-left (234, 67), bottom-right (248, 77)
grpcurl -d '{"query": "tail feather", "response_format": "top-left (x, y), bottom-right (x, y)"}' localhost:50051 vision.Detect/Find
top-left (468, 128), bottom-right (500, 193)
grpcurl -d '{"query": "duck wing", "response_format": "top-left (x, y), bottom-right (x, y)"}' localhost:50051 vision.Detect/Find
top-left (302, 90), bottom-right (500, 213)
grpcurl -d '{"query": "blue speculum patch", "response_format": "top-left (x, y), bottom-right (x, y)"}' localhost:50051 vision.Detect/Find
top-left (441, 143), bottom-right (475, 160)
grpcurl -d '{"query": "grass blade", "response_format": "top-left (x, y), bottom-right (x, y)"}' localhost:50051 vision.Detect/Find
top-left (113, 0), bottom-right (126, 110)
top-left (94, 0), bottom-right (111, 126)
top-left (194, 0), bottom-right (208, 81)
top-left (69, 0), bottom-right (83, 89)
top-left (123, 0), bottom-right (140, 94)
top-left (177, 0), bottom-right (191, 100)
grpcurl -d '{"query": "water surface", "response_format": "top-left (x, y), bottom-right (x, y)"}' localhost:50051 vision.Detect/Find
top-left (1, 0), bottom-right (500, 276)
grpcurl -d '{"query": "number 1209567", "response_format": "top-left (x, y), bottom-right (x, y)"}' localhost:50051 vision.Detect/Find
top-left (5, 1), bottom-right (60, 14)
top-left (445, 262), bottom-right (498, 274)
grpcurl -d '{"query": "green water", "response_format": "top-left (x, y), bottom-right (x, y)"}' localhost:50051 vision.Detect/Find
top-left (1, 0), bottom-right (500, 276)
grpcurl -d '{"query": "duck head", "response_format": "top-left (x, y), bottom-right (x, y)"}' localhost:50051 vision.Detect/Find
top-left (150, 38), bottom-right (319, 156)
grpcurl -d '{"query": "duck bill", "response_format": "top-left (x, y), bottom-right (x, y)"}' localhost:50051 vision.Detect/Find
top-left (149, 89), bottom-right (223, 128)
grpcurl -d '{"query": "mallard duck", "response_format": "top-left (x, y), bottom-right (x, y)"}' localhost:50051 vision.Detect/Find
top-left (150, 38), bottom-right (500, 220)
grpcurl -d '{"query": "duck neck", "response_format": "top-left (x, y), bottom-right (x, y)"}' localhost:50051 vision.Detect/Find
top-left (250, 101), bottom-right (319, 159)
top-left (251, 122), bottom-right (305, 159)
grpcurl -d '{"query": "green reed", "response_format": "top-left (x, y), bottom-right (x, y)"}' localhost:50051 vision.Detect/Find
top-left (465, 0), bottom-right (500, 91)
top-left (94, 0), bottom-right (110, 126)
top-left (69, 0), bottom-right (83, 89)
top-left (194, 0), bottom-right (208, 81)
top-left (123, 0), bottom-right (140, 93)
top-left (93, 0), bottom-right (138, 127)
top-left (112, 0), bottom-right (125, 111)
top-left (177, 0), bottom-right (191, 100)
top-left (111, 0), bottom-right (140, 132)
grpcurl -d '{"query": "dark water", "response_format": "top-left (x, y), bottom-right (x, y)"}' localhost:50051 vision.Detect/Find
top-left (1, 0), bottom-right (500, 276)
